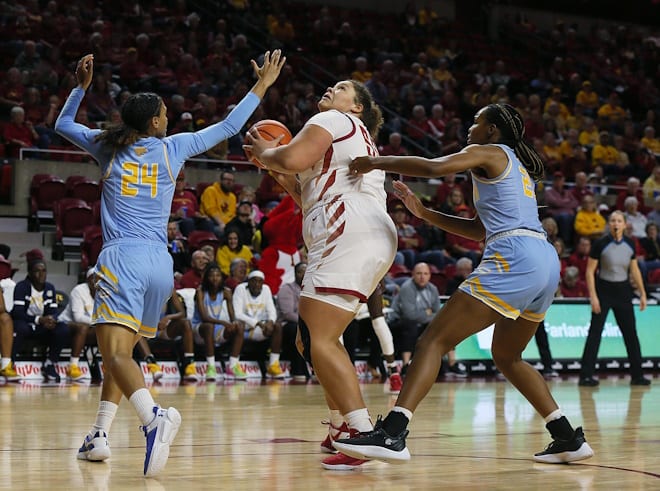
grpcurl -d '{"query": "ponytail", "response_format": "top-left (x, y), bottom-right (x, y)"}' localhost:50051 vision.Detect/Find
top-left (350, 80), bottom-right (384, 140)
top-left (94, 92), bottom-right (163, 148)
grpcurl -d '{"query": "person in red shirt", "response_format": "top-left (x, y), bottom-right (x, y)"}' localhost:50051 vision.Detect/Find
top-left (170, 171), bottom-right (214, 237)
top-left (567, 236), bottom-right (591, 280)
top-left (570, 171), bottom-right (594, 204)
top-left (559, 266), bottom-right (588, 298)
top-left (177, 250), bottom-right (210, 289)
top-left (3, 106), bottom-right (38, 158)
top-left (615, 177), bottom-right (651, 214)
top-left (445, 205), bottom-right (484, 266)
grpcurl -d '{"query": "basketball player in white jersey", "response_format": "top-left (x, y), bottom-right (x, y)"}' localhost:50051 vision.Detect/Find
top-left (245, 80), bottom-right (397, 470)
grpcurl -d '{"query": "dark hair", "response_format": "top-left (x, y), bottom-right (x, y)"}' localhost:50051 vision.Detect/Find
top-left (94, 92), bottom-right (163, 148)
top-left (350, 80), bottom-right (383, 139)
top-left (483, 103), bottom-right (545, 181)
top-left (201, 262), bottom-right (223, 292)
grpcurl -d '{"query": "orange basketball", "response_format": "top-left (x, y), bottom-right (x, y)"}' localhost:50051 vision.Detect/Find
top-left (244, 119), bottom-right (293, 168)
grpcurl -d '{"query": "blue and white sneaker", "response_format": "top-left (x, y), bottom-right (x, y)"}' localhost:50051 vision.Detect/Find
top-left (142, 406), bottom-right (181, 477)
top-left (77, 431), bottom-right (111, 461)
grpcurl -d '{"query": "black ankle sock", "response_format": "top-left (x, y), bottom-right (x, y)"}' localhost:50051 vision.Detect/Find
top-left (546, 416), bottom-right (574, 441)
top-left (383, 411), bottom-right (410, 436)
top-left (145, 355), bottom-right (157, 365)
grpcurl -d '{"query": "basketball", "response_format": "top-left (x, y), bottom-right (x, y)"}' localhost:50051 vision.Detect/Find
top-left (244, 119), bottom-right (292, 168)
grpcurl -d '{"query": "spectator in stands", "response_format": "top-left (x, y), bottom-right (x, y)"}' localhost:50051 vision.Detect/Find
top-left (540, 132), bottom-right (562, 174)
top-left (559, 130), bottom-right (588, 178)
top-left (171, 171), bottom-right (208, 237)
top-left (558, 266), bottom-right (588, 298)
top-left (255, 173), bottom-right (287, 207)
top-left (237, 186), bottom-right (264, 226)
top-left (597, 92), bottom-right (627, 133)
top-left (200, 170), bottom-right (238, 238)
top-left (567, 237), bottom-right (592, 280)
top-left (445, 205), bottom-right (485, 267)
top-left (623, 196), bottom-right (648, 239)
top-left (11, 252), bottom-right (69, 383)
top-left (648, 196), bottom-right (660, 227)
top-left (544, 171), bottom-right (579, 245)
top-left (4, 106), bottom-right (39, 158)
top-left (193, 262), bottom-right (245, 381)
top-left (58, 267), bottom-right (96, 381)
top-left (541, 216), bottom-right (560, 244)
top-left (154, 289), bottom-right (199, 382)
top-left (639, 222), bottom-right (660, 281)
top-left (216, 230), bottom-right (253, 278)
top-left (575, 80), bottom-right (599, 116)
top-left (233, 270), bottom-right (284, 378)
top-left (224, 201), bottom-right (255, 250)
top-left (578, 117), bottom-right (600, 150)
top-left (167, 219), bottom-right (189, 275)
top-left (445, 257), bottom-right (473, 296)
top-left (640, 126), bottom-right (660, 157)
top-left (0, 67), bottom-right (25, 116)
top-left (389, 262), bottom-right (439, 368)
top-left (224, 257), bottom-right (249, 292)
top-left (391, 201), bottom-right (424, 270)
top-left (592, 131), bottom-right (626, 177)
top-left (86, 75), bottom-right (117, 123)
top-left (276, 261), bottom-right (309, 381)
top-left (178, 250), bottom-right (210, 289)
top-left (616, 177), bottom-right (650, 214)
top-left (406, 104), bottom-right (431, 150)
top-left (0, 279), bottom-right (20, 380)
top-left (574, 195), bottom-right (606, 241)
top-left (379, 132), bottom-right (409, 157)
top-left (642, 165), bottom-right (660, 200)
top-left (570, 171), bottom-right (594, 204)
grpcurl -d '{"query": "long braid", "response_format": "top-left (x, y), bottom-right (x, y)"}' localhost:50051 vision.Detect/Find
top-left (94, 92), bottom-right (163, 148)
top-left (485, 103), bottom-right (545, 181)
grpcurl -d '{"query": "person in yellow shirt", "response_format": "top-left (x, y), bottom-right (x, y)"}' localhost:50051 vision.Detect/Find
top-left (578, 117), bottom-right (600, 148)
top-left (575, 81), bottom-right (599, 116)
top-left (544, 87), bottom-right (570, 120)
top-left (574, 195), bottom-right (606, 240)
top-left (200, 171), bottom-right (237, 237)
top-left (641, 126), bottom-right (660, 156)
top-left (643, 165), bottom-right (660, 200)
top-left (591, 131), bottom-right (620, 172)
top-left (559, 128), bottom-right (588, 176)
top-left (215, 230), bottom-right (253, 277)
top-left (597, 92), bottom-right (627, 131)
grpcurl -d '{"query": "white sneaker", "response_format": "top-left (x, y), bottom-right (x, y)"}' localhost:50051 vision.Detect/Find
top-left (77, 430), bottom-right (111, 461)
top-left (142, 406), bottom-right (181, 477)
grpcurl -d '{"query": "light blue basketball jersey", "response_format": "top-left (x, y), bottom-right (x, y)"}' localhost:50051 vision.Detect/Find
top-left (56, 87), bottom-right (260, 245)
top-left (471, 144), bottom-right (544, 239)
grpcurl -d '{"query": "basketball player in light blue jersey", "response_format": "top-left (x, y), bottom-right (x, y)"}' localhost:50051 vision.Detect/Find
top-left (55, 51), bottom-right (284, 476)
top-left (334, 103), bottom-right (594, 465)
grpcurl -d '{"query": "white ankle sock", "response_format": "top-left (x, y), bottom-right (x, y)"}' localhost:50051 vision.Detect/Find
top-left (1, 357), bottom-right (10, 369)
top-left (229, 356), bottom-right (239, 368)
top-left (70, 357), bottom-right (79, 366)
top-left (269, 353), bottom-right (280, 365)
top-left (129, 388), bottom-right (158, 425)
top-left (206, 356), bottom-right (215, 366)
top-left (544, 408), bottom-right (563, 423)
top-left (90, 400), bottom-right (118, 437)
top-left (345, 408), bottom-right (373, 433)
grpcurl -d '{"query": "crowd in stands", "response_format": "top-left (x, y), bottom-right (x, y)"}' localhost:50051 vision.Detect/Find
top-left (1, 1), bottom-right (660, 381)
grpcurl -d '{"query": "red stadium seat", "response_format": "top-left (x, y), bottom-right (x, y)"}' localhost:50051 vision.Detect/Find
top-left (196, 181), bottom-right (213, 199)
top-left (29, 174), bottom-right (66, 231)
top-left (54, 198), bottom-right (94, 242)
top-left (91, 200), bottom-right (102, 225)
top-left (80, 225), bottom-right (103, 270)
top-left (70, 178), bottom-right (101, 204)
top-left (187, 230), bottom-right (220, 253)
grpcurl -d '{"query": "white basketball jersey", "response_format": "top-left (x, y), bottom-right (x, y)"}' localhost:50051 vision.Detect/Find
top-left (298, 110), bottom-right (387, 213)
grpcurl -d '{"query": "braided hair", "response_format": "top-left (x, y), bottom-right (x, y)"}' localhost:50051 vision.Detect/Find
top-left (94, 92), bottom-right (163, 148)
top-left (350, 80), bottom-right (384, 140)
top-left (483, 103), bottom-right (545, 181)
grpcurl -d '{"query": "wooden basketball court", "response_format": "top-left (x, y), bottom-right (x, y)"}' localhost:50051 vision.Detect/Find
top-left (1, 374), bottom-right (658, 490)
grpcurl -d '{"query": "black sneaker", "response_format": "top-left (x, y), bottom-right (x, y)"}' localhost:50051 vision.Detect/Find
top-left (42, 363), bottom-right (61, 383)
top-left (448, 363), bottom-right (468, 378)
top-left (534, 427), bottom-right (594, 464)
top-left (332, 417), bottom-right (411, 463)
top-left (630, 377), bottom-right (651, 386)
top-left (578, 377), bottom-right (599, 387)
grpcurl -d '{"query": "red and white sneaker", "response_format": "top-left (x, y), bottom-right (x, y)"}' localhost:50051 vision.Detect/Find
top-left (321, 452), bottom-right (369, 471)
top-left (320, 421), bottom-right (350, 454)
top-left (388, 373), bottom-right (403, 394)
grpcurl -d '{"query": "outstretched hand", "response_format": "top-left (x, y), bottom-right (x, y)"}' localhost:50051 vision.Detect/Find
top-left (348, 156), bottom-right (377, 176)
top-left (75, 54), bottom-right (94, 91)
top-left (251, 50), bottom-right (286, 97)
top-left (392, 180), bottom-right (426, 219)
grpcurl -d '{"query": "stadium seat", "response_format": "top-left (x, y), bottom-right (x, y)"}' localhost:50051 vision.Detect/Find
top-left (52, 198), bottom-right (94, 260)
top-left (69, 178), bottom-right (101, 204)
top-left (29, 174), bottom-right (66, 231)
top-left (196, 181), bottom-right (212, 199)
top-left (80, 225), bottom-right (103, 270)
